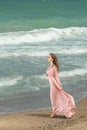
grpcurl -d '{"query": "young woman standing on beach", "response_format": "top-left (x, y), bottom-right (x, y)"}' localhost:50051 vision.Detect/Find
top-left (46, 53), bottom-right (76, 118)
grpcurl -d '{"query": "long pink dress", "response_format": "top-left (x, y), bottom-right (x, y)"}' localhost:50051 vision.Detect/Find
top-left (46, 64), bottom-right (76, 118)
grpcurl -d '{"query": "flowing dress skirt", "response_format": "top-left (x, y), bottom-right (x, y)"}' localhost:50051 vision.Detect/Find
top-left (49, 77), bottom-right (76, 118)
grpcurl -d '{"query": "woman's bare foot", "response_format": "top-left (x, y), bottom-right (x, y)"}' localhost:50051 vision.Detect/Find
top-left (49, 113), bottom-right (56, 118)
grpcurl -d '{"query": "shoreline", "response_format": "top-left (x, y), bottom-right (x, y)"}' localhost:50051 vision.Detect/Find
top-left (0, 96), bottom-right (87, 130)
top-left (0, 86), bottom-right (85, 115)
top-left (0, 94), bottom-right (85, 115)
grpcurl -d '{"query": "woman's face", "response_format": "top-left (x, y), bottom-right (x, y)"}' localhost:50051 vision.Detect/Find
top-left (48, 55), bottom-right (53, 63)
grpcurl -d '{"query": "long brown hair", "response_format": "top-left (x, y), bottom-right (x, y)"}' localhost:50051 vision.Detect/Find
top-left (50, 53), bottom-right (59, 71)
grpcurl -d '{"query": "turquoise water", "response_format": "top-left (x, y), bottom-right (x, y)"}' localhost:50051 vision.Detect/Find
top-left (0, 0), bottom-right (87, 32)
top-left (0, 0), bottom-right (87, 114)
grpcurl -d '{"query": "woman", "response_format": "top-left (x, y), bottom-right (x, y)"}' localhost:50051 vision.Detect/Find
top-left (46, 53), bottom-right (76, 118)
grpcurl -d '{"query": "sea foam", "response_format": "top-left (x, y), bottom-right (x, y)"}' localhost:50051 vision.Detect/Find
top-left (31, 67), bottom-right (87, 81)
top-left (0, 27), bottom-right (87, 45)
top-left (0, 76), bottom-right (23, 87)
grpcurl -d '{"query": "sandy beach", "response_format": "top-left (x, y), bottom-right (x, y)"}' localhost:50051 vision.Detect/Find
top-left (0, 96), bottom-right (87, 130)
